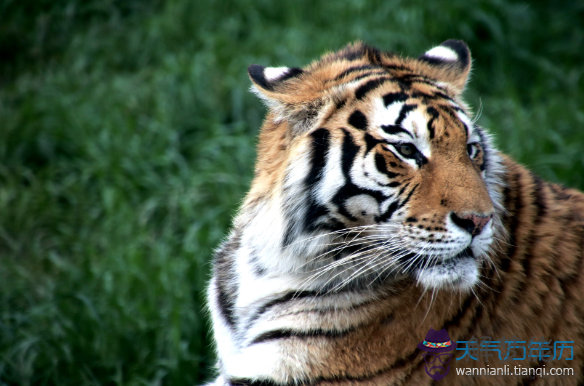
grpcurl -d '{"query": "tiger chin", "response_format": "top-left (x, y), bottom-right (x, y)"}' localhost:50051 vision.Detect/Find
top-left (206, 40), bottom-right (584, 385)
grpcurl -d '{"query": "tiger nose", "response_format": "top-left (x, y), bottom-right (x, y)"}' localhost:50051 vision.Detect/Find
top-left (450, 212), bottom-right (493, 236)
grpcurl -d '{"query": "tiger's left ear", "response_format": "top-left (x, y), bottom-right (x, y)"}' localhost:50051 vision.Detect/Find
top-left (248, 64), bottom-right (322, 135)
top-left (418, 40), bottom-right (471, 96)
top-left (248, 65), bottom-right (304, 93)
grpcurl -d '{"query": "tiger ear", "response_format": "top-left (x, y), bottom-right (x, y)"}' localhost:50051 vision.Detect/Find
top-left (248, 65), bottom-right (304, 92)
top-left (248, 65), bottom-right (320, 135)
top-left (418, 40), bottom-right (471, 96)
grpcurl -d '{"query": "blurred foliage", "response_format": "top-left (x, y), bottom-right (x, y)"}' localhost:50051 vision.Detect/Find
top-left (0, 0), bottom-right (163, 81)
top-left (0, 0), bottom-right (582, 385)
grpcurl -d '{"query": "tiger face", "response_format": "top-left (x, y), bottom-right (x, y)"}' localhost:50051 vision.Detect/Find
top-left (243, 40), bottom-right (504, 292)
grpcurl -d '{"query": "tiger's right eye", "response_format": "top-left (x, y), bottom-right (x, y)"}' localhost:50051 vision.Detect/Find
top-left (396, 143), bottom-right (417, 157)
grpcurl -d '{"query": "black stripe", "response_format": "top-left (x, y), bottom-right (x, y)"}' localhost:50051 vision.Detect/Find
top-left (348, 110), bottom-right (368, 130)
top-left (437, 105), bottom-right (458, 121)
top-left (410, 90), bottom-right (454, 103)
top-left (230, 380), bottom-right (279, 386)
top-left (355, 77), bottom-right (390, 100)
top-left (462, 122), bottom-right (470, 140)
top-left (475, 127), bottom-right (488, 172)
top-left (398, 183), bottom-right (418, 209)
top-left (501, 171), bottom-right (523, 272)
top-left (247, 290), bottom-right (322, 326)
top-left (299, 128), bottom-right (333, 239)
top-left (499, 184), bottom-right (512, 272)
top-left (305, 129), bottom-right (330, 187)
top-left (395, 104), bottom-right (417, 125)
top-left (249, 253), bottom-right (267, 276)
top-left (381, 124), bottom-right (413, 138)
top-left (382, 63), bottom-right (411, 71)
top-left (364, 133), bottom-right (383, 153)
top-left (251, 327), bottom-right (354, 345)
top-left (333, 130), bottom-right (362, 221)
top-left (363, 45), bottom-right (383, 64)
top-left (383, 92), bottom-right (409, 107)
top-left (394, 74), bottom-right (441, 89)
top-left (248, 66), bottom-right (303, 91)
top-left (347, 71), bottom-right (387, 83)
top-left (278, 67), bottom-right (303, 82)
top-left (375, 153), bottom-right (398, 178)
top-left (334, 65), bottom-right (377, 81)
top-left (507, 171), bottom-right (523, 263)
top-left (246, 286), bottom-right (375, 329)
top-left (397, 182), bottom-right (410, 196)
top-left (518, 173), bottom-right (548, 293)
top-left (248, 64), bottom-right (273, 91)
top-left (302, 202), bottom-right (331, 235)
top-left (217, 285), bottom-right (236, 327)
top-left (376, 200), bottom-right (399, 222)
top-left (338, 46), bottom-right (370, 61)
top-left (331, 129), bottom-right (389, 222)
top-left (214, 234), bottom-right (241, 327)
top-left (282, 226), bottom-right (295, 248)
top-left (530, 174), bottom-right (548, 219)
top-left (442, 290), bottom-right (479, 332)
top-left (426, 106), bottom-right (439, 140)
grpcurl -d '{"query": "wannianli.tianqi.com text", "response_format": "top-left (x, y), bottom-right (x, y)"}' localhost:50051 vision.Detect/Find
top-left (455, 365), bottom-right (574, 377)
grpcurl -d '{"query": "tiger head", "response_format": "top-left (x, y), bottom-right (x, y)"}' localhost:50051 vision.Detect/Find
top-left (240, 40), bottom-right (504, 292)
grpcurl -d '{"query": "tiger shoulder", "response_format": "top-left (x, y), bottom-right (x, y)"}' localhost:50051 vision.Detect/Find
top-left (206, 40), bottom-right (584, 385)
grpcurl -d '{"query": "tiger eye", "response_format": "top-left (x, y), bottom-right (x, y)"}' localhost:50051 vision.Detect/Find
top-left (467, 143), bottom-right (479, 158)
top-left (399, 144), bottom-right (415, 156)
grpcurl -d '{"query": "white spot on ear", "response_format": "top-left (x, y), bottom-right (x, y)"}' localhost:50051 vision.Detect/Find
top-left (264, 67), bottom-right (291, 81)
top-left (434, 81), bottom-right (449, 89)
top-left (425, 46), bottom-right (458, 62)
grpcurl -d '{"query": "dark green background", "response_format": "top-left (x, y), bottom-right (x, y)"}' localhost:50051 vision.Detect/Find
top-left (1, 0), bottom-right (583, 385)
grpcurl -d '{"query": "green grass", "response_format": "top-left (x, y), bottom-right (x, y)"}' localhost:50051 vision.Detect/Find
top-left (0, 0), bottom-right (583, 385)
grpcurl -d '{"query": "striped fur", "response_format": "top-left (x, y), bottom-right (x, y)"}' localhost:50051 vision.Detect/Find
top-left (206, 41), bottom-right (584, 385)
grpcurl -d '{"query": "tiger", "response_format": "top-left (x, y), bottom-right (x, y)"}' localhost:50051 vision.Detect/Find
top-left (206, 40), bottom-right (584, 385)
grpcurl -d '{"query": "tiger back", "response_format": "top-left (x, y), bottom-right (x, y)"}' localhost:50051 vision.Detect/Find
top-left (207, 40), bottom-right (584, 385)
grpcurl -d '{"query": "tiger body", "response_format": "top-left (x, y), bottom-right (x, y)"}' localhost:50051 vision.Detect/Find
top-left (207, 41), bottom-right (584, 385)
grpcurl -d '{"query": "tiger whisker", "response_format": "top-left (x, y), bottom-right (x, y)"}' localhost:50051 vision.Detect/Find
top-left (306, 246), bottom-right (404, 290)
top-left (310, 242), bottom-right (413, 293)
top-left (332, 248), bottom-right (412, 292)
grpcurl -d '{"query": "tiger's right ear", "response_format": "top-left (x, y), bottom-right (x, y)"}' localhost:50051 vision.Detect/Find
top-left (418, 40), bottom-right (472, 96)
top-left (248, 65), bottom-right (321, 135)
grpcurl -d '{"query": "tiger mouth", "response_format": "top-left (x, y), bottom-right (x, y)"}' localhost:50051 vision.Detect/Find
top-left (401, 247), bottom-right (474, 271)
top-left (412, 247), bottom-right (480, 289)
top-left (427, 247), bottom-right (475, 267)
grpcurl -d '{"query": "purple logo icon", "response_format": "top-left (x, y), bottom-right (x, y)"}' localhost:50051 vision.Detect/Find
top-left (418, 328), bottom-right (456, 381)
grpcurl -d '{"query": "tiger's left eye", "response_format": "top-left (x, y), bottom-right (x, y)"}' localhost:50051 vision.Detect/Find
top-left (467, 143), bottom-right (479, 158)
